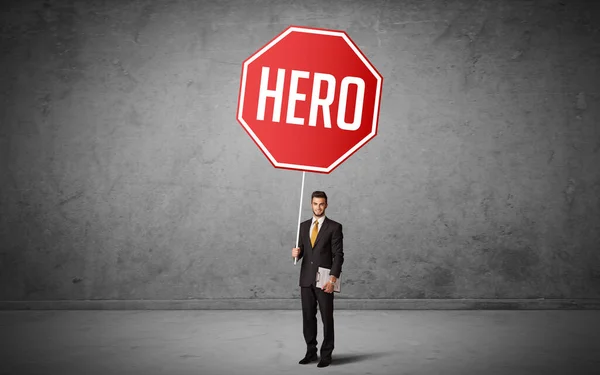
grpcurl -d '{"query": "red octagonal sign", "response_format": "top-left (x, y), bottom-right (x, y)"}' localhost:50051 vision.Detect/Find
top-left (237, 26), bottom-right (383, 174)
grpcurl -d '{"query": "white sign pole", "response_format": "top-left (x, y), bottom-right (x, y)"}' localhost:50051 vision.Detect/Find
top-left (294, 171), bottom-right (306, 265)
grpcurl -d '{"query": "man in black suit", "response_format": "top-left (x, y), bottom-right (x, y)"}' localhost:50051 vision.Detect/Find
top-left (292, 191), bottom-right (344, 368)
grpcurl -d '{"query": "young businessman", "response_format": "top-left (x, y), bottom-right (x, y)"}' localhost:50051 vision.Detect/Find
top-left (292, 191), bottom-right (344, 368)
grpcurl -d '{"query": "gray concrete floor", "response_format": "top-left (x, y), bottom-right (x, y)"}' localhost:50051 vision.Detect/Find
top-left (2, 310), bottom-right (599, 375)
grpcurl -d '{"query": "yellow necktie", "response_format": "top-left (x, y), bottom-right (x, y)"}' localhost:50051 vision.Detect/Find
top-left (310, 220), bottom-right (319, 247)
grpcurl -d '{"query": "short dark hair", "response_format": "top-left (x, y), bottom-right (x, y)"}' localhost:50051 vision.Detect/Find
top-left (311, 191), bottom-right (327, 203)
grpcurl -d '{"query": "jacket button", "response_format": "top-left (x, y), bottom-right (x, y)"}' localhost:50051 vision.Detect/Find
top-left (311, 262), bottom-right (313, 264)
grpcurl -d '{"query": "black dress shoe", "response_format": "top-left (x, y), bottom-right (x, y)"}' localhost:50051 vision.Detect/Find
top-left (317, 358), bottom-right (331, 367)
top-left (299, 353), bottom-right (318, 364)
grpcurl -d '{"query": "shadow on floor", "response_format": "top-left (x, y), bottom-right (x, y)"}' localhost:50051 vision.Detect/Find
top-left (333, 351), bottom-right (394, 366)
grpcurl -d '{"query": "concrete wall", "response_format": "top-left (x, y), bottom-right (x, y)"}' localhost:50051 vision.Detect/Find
top-left (1, 0), bottom-right (599, 305)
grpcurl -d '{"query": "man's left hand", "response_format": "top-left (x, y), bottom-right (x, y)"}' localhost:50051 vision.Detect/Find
top-left (323, 278), bottom-right (336, 293)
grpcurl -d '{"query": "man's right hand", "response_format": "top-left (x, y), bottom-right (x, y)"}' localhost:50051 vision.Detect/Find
top-left (292, 247), bottom-right (300, 258)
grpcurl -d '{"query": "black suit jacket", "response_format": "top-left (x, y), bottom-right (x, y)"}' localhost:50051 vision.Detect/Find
top-left (297, 217), bottom-right (344, 287)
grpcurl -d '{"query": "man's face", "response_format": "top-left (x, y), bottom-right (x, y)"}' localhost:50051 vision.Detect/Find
top-left (311, 197), bottom-right (328, 218)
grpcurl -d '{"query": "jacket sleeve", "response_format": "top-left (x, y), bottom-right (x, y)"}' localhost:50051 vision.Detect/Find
top-left (330, 223), bottom-right (344, 278)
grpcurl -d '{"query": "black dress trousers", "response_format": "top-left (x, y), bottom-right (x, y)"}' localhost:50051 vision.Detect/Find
top-left (301, 283), bottom-right (335, 359)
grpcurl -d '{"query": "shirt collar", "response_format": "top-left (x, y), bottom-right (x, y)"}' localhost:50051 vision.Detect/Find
top-left (312, 216), bottom-right (325, 225)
